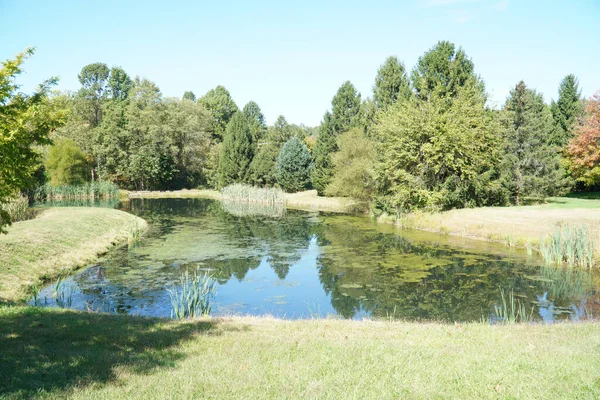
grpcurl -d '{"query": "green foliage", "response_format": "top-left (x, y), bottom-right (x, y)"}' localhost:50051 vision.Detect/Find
top-left (550, 74), bottom-right (584, 147)
top-left (326, 128), bottom-right (376, 202)
top-left (276, 137), bottom-right (312, 192)
top-left (0, 48), bottom-right (63, 233)
top-left (35, 181), bottom-right (119, 201)
top-left (374, 81), bottom-right (505, 213)
top-left (500, 81), bottom-right (569, 204)
top-left (77, 62), bottom-right (110, 127)
top-left (249, 142), bottom-right (279, 187)
top-left (107, 66), bottom-right (131, 101)
top-left (373, 56), bottom-right (411, 109)
top-left (243, 101), bottom-right (267, 144)
top-left (46, 137), bottom-right (89, 186)
top-left (218, 112), bottom-right (254, 188)
top-left (312, 82), bottom-right (362, 195)
top-left (492, 288), bottom-right (532, 324)
top-left (167, 268), bottom-right (217, 319)
top-left (411, 41), bottom-right (484, 100)
top-left (198, 85), bottom-right (238, 141)
top-left (182, 91), bottom-right (196, 102)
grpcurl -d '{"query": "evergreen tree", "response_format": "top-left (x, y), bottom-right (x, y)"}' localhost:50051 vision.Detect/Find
top-left (550, 74), bottom-right (584, 147)
top-left (501, 81), bottom-right (569, 204)
top-left (276, 137), bottom-right (312, 192)
top-left (312, 81), bottom-right (361, 195)
top-left (243, 101), bottom-right (267, 144)
top-left (182, 91), bottom-right (196, 102)
top-left (373, 56), bottom-right (411, 109)
top-left (198, 85), bottom-right (239, 141)
top-left (218, 112), bottom-right (254, 187)
top-left (411, 41), bottom-right (484, 101)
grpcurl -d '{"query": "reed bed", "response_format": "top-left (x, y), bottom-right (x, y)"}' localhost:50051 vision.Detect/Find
top-left (492, 288), bottom-right (533, 324)
top-left (35, 182), bottom-right (120, 201)
top-left (0, 194), bottom-right (32, 223)
top-left (539, 224), bottom-right (595, 269)
top-left (221, 199), bottom-right (285, 218)
top-left (220, 184), bottom-right (285, 205)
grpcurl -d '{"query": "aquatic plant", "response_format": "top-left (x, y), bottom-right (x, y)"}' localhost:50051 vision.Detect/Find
top-left (30, 283), bottom-right (42, 306)
top-left (35, 182), bottom-right (120, 202)
top-left (167, 268), bottom-right (217, 319)
top-left (220, 184), bottom-right (285, 205)
top-left (221, 199), bottom-right (285, 218)
top-left (539, 266), bottom-right (592, 301)
top-left (0, 194), bottom-right (32, 223)
top-left (53, 276), bottom-right (74, 308)
top-left (128, 221), bottom-right (143, 248)
top-left (492, 288), bottom-right (533, 324)
top-left (539, 224), bottom-right (594, 269)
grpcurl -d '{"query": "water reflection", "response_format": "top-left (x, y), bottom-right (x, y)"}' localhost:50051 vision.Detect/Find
top-left (36, 198), bottom-right (599, 322)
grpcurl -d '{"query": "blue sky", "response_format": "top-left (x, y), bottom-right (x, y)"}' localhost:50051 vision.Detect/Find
top-left (1, 0), bottom-right (599, 126)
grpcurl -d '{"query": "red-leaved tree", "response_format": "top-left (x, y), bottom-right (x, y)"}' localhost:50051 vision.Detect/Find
top-left (568, 91), bottom-right (600, 186)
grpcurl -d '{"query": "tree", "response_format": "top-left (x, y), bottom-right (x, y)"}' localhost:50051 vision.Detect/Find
top-left (501, 81), bottom-right (569, 204)
top-left (77, 62), bottom-right (110, 127)
top-left (198, 85), bottom-right (238, 141)
top-left (218, 112), bottom-right (254, 187)
top-left (243, 101), bottom-right (267, 144)
top-left (45, 137), bottom-right (89, 185)
top-left (107, 66), bottom-right (132, 101)
top-left (550, 74), bottom-right (584, 147)
top-left (373, 56), bottom-right (411, 109)
top-left (411, 41), bottom-right (483, 101)
top-left (374, 81), bottom-right (505, 213)
top-left (567, 92), bottom-right (600, 187)
top-left (326, 128), bottom-right (376, 202)
top-left (249, 142), bottom-right (279, 187)
top-left (276, 137), bottom-right (312, 192)
top-left (0, 48), bottom-right (63, 232)
top-left (182, 91), bottom-right (196, 102)
top-left (312, 81), bottom-right (362, 195)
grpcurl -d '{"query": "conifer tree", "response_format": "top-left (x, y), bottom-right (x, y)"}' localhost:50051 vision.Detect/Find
top-left (276, 137), bottom-right (312, 192)
top-left (550, 74), bottom-right (584, 147)
top-left (373, 56), bottom-right (411, 109)
top-left (218, 112), bottom-right (254, 187)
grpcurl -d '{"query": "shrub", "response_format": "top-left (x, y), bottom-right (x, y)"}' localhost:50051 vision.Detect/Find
top-left (45, 137), bottom-right (89, 186)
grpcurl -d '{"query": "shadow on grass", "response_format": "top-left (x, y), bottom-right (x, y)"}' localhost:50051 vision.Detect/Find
top-left (0, 306), bottom-right (228, 398)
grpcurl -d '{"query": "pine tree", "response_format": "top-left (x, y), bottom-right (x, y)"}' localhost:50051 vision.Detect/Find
top-left (501, 81), bottom-right (569, 204)
top-left (550, 74), bottom-right (584, 147)
top-left (243, 101), bottom-right (267, 144)
top-left (373, 56), bottom-right (411, 109)
top-left (312, 81), bottom-right (361, 195)
top-left (276, 137), bottom-right (312, 192)
top-left (217, 112), bottom-right (254, 188)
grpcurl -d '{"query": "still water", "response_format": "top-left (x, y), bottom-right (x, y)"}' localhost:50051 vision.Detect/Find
top-left (37, 198), bottom-right (597, 322)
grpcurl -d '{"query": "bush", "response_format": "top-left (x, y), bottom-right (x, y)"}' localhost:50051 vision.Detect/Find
top-left (45, 137), bottom-right (89, 186)
top-left (275, 137), bottom-right (311, 193)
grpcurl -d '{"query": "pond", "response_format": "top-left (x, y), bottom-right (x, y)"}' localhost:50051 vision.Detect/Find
top-left (36, 198), bottom-right (598, 322)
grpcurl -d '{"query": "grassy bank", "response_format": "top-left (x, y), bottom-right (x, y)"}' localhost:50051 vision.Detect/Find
top-left (127, 189), bottom-right (357, 213)
top-left (0, 208), bottom-right (147, 302)
top-left (388, 196), bottom-right (600, 253)
top-left (0, 306), bottom-right (599, 399)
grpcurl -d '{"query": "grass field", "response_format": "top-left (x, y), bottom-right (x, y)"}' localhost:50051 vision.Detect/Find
top-left (0, 208), bottom-right (147, 303)
top-left (0, 306), bottom-right (599, 399)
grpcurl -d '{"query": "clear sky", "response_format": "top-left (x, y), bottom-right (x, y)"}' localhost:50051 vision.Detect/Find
top-left (1, 0), bottom-right (599, 126)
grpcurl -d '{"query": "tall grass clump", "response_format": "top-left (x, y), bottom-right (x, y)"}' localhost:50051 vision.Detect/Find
top-left (221, 200), bottom-right (285, 218)
top-left (35, 181), bottom-right (120, 202)
top-left (0, 194), bottom-right (32, 223)
top-left (539, 224), bottom-right (595, 269)
top-left (53, 276), bottom-right (75, 308)
top-left (220, 184), bottom-right (285, 206)
top-left (492, 288), bottom-right (533, 324)
top-left (128, 221), bottom-right (143, 248)
top-left (167, 267), bottom-right (217, 319)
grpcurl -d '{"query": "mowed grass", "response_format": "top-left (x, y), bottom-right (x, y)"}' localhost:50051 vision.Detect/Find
top-left (1, 306), bottom-right (599, 399)
top-left (0, 207), bottom-right (147, 302)
top-left (397, 196), bottom-right (600, 251)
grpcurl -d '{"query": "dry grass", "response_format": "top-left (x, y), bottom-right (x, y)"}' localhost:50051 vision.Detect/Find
top-left (0, 208), bottom-right (147, 302)
top-left (1, 307), bottom-right (600, 399)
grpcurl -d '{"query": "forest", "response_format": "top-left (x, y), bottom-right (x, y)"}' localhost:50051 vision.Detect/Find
top-left (2, 40), bottom-right (599, 231)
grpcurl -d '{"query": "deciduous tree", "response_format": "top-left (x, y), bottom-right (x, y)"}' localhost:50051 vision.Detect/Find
top-left (567, 92), bottom-right (600, 187)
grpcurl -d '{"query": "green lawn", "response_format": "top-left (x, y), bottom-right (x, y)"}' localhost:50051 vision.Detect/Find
top-left (0, 207), bottom-right (146, 302)
top-left (1, 306), bottom-right (599, 399)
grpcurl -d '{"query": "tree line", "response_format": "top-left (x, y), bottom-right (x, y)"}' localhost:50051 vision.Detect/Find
top-left (2, 41), bottom-right (600, 231)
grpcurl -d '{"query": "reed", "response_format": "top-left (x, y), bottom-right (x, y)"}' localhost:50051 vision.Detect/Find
top-left (492, 288), bottom-right (533, 324)
top-left (53, 276), bottom-right (75, 308)
top-left (220, 184), bottom-right (285, 206)
top-left (0, 194), bottom-right (32, 223)
top-left (539, 224), bottom-right (595, 269)
top-left (35, 182), bottom-right (120, 202)
top-left (167, 267), bottom-right (217, 319)
top-left (221, 199), bottom-right (285, 218)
